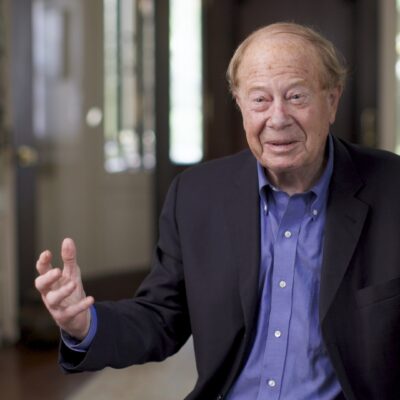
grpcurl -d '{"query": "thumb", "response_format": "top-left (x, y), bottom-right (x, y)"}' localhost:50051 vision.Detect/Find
top-left (61, 237), bottom-right (78, 276)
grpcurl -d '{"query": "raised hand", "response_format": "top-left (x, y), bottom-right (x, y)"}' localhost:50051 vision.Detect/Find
top-left (35, 238), bottom-right (94, 340)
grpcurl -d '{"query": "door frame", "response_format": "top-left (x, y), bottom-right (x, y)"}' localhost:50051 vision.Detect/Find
top-left (378, 0), bottom-right (397, 152)
top-left (11, 0), bottom-right (37, 324)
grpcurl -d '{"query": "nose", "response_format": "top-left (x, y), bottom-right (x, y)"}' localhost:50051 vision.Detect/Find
top-left (266, 100), bottom-right (292, 130)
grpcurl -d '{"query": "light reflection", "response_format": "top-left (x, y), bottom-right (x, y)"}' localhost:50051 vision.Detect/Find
top-left (169, 0), bottom-right (203, 164)
top-left (103, 0), bottom-right (155, 173)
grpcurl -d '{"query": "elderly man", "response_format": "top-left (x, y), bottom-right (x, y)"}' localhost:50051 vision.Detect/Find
top-left (35, 22), bottom-right (400, 400)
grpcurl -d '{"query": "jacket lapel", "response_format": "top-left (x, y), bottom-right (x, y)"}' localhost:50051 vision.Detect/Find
top-left (225, 151), bottom-right (260, 334)
top-left (319, 137), bottom-right (369, 322)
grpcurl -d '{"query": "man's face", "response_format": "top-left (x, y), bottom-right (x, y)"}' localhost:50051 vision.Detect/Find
top-left (235, 35), bottom-right (341, 190)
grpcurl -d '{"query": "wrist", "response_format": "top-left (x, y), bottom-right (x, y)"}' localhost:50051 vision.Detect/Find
top-left (64, 309), bottom-right (91, 341)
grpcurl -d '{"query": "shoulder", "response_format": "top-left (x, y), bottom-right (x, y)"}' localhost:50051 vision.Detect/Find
top-left (165, 149), bottom-right (257, 215)
top-left (338, 138), bottom-right (400, 164)
top-left (332, 137), bottom-right (400, 204)
top-left (178, 149), bottom-right (256, 187)
top-left (334, 137), bottom-right (400, 180)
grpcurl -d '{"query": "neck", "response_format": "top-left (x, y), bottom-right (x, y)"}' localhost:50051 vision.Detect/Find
top-left (266, 158), bottom-right (327, 196)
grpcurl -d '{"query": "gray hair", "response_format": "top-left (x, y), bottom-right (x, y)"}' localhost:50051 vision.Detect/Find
top-left (227, 22), bottom-right (347, 95)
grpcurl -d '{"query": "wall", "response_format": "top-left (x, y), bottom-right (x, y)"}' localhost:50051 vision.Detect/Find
top-left (378, 0), bottom-right (397, 152)
top-left (0, 0), bottom-right (18, 343)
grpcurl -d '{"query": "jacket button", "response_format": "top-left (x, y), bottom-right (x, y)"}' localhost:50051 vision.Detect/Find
top-left (216, 395), bottom-right (223, 400)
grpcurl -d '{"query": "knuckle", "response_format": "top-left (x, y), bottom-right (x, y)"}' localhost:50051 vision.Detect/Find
top-left (34, 277), bottom-right (42, 291)
top-left (46, 293), bottom-right (57, 307)
top-left (35, 275), bottom-right (48, 292)
top-left (47, 289), bottom-right (62, 307)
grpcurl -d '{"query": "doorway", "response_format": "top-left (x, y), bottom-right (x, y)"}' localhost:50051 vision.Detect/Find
top-left (12, 0), bottom-right (155, 340)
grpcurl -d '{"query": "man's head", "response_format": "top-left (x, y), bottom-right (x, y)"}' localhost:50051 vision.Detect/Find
top-left (228, 22), bottom-right (347, 193)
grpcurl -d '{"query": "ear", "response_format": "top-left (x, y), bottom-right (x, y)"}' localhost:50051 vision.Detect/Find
top-left (327, 86), bottom-right (342, 124)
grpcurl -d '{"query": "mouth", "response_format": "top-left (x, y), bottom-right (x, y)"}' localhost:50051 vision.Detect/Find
top-left (264, 140), bottom-right (299, 152)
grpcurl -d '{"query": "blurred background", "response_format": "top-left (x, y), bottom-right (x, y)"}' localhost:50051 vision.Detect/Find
top-left (0, 0), bottom-right (398, 398)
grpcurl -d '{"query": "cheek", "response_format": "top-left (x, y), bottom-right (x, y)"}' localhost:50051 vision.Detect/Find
top-left (304, 120), bottom-right (330, 157)
top-left (243, 113), bottom-right (265, 137)
top-left (301, 109), bottom-right (328, 139)
top-left (242, 115), bottom-right (265, 155)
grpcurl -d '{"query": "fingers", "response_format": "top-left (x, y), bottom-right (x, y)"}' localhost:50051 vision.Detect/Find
top-left (61, 238), bottom-right (78, 276)
top-left (36, 249), bottom-right (53, 275)
top-left (37, 272), bottom-right (94, 317)
top-left (36, 238), bottom-right (80, 281)
top-left (35, 267), bottom-right (62, 294)
top-left (35, 239), bottom-right (94, 338)
top-left (45, 280), bottom-right (77, 307)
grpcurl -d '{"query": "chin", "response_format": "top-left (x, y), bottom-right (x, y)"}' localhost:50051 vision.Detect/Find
top-left (260, 156), bottom-right (296, 171)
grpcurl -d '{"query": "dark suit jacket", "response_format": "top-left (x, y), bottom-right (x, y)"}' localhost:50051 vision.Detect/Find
top-left (61, 136), bottom-right (400, 400)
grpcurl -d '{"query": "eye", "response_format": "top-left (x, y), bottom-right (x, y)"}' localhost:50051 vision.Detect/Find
top-left (288, 91), bottom-right (308, 105)
top-left (247, 93), bottom-right (271, 110)
top-left (249, 96), bottom-right (269, 111)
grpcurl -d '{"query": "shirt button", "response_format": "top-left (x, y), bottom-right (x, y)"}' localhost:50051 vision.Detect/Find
top-left (274, 330), bottom-right (282, 338)
top-left (279, 280), bottom-right (287, 288)
top-left (312, 209), bottom-right (318, 216)
top-left (284, 230), bottom-right (292, 238)
top-left (268, 379), bottom-right (276, 388)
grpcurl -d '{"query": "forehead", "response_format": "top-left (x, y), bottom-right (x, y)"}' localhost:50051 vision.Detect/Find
top-left (237, 34), bottom-right (323, 88)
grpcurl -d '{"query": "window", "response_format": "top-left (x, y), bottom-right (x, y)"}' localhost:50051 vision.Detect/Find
top-left (103, 0), bottom-right (155, 172)
top-left (169, 0), bottom-right (203, 164)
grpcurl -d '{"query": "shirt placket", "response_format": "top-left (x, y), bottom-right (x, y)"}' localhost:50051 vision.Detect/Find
top-left (258, 196), bottom-right (306, 400)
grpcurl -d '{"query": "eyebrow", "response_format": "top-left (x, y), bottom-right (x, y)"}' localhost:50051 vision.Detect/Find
top-left (245, 79), bottom-right (309, 95)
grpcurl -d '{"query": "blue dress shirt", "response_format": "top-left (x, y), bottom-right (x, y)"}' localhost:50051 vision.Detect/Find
top-left (227, 136), bottom-right (342, 399)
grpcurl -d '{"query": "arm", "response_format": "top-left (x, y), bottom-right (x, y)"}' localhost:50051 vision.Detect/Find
top-left (63, 175), bottom-right (191, 371)
top-left (36, 176), bottom-right (191, 372)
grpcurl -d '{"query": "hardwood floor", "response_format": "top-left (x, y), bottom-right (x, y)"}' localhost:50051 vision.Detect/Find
top-left (0, 342), bottom-right (92, 400)
top-left (0, 334), bottom-right (197, 400)
top-left (0, 269), bottom-right (150, 400)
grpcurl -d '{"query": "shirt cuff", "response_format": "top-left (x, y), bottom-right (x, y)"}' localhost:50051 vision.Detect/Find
top-left (61, 305), bottom-right (98, 352)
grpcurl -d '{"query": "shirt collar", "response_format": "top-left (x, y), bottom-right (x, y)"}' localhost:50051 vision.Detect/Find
top-left (257, 134), bottom-right (334, 213)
